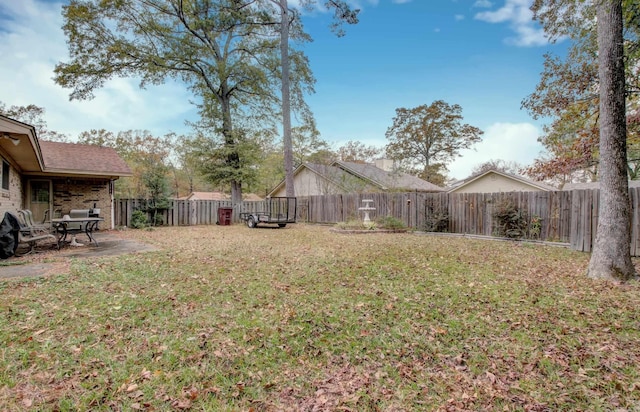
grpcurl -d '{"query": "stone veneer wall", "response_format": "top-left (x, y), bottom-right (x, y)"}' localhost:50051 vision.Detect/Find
top-left (0, 162), bottom-right (24, 218)
top-left (52, 178), bottom-right (113, 228)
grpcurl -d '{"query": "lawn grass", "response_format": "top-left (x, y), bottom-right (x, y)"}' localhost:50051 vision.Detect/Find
top-left (1, 224), bottom-right (640, 411)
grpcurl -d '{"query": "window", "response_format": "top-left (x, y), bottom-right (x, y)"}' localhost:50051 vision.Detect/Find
top-left (30, 181), bottom-right (50, 202)
top-left (1, 159), bottom-right (9, 191)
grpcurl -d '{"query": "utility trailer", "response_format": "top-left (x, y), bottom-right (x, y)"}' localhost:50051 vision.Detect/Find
top-left (239, 197), bottom-right (297, 228)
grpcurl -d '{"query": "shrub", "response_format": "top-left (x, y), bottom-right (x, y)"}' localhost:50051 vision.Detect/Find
top-left (376, 215), bottom-right (406, 230)
top-left (336, 219), bottom-right (376, 230)
top-left (424, 207), bottom-right (449, 232)
top-left (529, 215), bottom-right (542, 239)
top-left (153, 213), bottom-right (165, 226)
top-left (130, 210), bottom-right (149, 229)
top-left (492, 198), bottom-right (528, 239)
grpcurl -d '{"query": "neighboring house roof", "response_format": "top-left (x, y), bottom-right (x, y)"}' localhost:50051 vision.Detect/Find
top-left (243, 193), bottom-right (263, 201)
top-left (336, 161), bottom-right (445, 192)
top-left (267, 161), bottom-right (444, 196)
top-left (448, 169), bottom-right (556, 193)
top-left (562, 181), bottom-right (640, 190)
top-left (177, 191), bottom-right (230, 201)
top-left (306, 162), bottom-right (355, 190)
top-left (175, 192), bottom-right (262, 201)
top-left (40, 141), bottom-right (132, 177)
top-left (267, 163), bottom-right (350, 196)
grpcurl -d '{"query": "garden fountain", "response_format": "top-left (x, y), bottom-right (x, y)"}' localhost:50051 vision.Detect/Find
top-left (358, 199), bottom-right (376, 227)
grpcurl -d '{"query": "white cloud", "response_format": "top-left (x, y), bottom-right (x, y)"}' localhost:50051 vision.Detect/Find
top-left (447, 122), bottom-right (543, 179)
top-left (392, 0), bottom-right (412, 4)
top-left (454, 14), bottom-right (465, 21)
top-left (0, 0), bottom-right (195, 139)
top-left (474, 0), bottom-right (549, 47)
top-left (473, 0), bottom-right (493, 8)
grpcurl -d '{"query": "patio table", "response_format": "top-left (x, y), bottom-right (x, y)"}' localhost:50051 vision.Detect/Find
top-left (51, 217), bottom-right (104, 247)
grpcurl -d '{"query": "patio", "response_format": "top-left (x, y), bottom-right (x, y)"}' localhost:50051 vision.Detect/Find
top-left (0, 230), bottom-right (157, 279)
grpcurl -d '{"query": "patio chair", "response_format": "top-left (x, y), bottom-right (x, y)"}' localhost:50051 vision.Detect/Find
top-left (14, 212), bottom-right (57, 255)
top-left (42, 208), bottom-right (62, 224)
top-left (18, 210), bottom-right (50, 235)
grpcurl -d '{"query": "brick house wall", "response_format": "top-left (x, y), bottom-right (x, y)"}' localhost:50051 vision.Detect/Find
top-left (52, 177), bottom-right (114, 228)
top-left (0, 162), bottom-right (24, 218)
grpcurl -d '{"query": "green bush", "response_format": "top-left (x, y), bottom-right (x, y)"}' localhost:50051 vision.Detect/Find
top-left (529, 215), bottom-right (542, 239)
top-left (424, 207), bottom-right (449, 232)
top-left (130, 210), bottom-right (148, 229)
top-left (153, 213), bottom-right (165, 226)
top-left (376, 215), bottom-right (406, 230)
top-left (492, 198), bottom-right (528, 239)
top-left (336, 219), bottom-right (375, 230)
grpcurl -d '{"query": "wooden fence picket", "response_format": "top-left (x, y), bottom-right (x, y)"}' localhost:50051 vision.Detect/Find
top-left (114, 188), bottom-right (640, 256)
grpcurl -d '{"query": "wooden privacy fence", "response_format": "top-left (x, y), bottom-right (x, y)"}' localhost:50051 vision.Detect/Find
top-left (115, 188), bottom-right (640, 256)
top-left (300, 191), bottom-right (574, 242)
top-left (114, 199), bottom-right (267, 227)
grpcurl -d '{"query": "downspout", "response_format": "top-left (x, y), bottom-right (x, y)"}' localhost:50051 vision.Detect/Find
top-left (110, 179), bottom-right (115, 230)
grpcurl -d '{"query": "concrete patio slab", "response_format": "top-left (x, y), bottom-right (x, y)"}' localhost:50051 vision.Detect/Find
top-left (0, 231), bottom-right (158, 280)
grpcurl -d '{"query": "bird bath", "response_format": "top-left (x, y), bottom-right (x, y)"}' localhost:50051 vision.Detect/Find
top-left (358, 199), bottom-right (376, 227)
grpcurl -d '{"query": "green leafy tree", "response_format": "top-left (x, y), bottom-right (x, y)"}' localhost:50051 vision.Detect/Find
top-left (336, 140), bottom-right (383, 164)
top-left (527, 0), bottom-right (638, 281)
top-left (77, 129), bottom-right (115, 146)
top-left (471, 159), bottom-right (524, 176)
top-left (141, 157), bottom-right (172, 226)
top-left (385, 100), bottom-right (483, 184)
top-left (54, 0), bottom-right (310, 204)
top-left (171, 135), bottom-right (213, 197)
top-left (106, 130), bottom-right (176, 199)
top-left (291, 121), bottom-right (331, 166)
top-left (126, 131), bottom-right (173, 225)
top-left (523, 0), bottom-right (640, 183)
top-left (305, 148), bottom-right (337, 165)
top-left (254, 149), bottom-right (286, 196)
top-left (189, 128), bottom-right (263, 196)
top-left (78, 129), bottom-right (167, 198)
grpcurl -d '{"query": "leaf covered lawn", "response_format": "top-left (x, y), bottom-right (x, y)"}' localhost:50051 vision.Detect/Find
top-left (1, 224), bottom-right (640, 411)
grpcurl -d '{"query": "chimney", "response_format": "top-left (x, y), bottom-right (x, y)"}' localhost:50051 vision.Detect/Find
top-left (374, 158), bottom-right (394, 172)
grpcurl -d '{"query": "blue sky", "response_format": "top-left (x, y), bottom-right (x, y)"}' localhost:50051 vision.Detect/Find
top-left (0, 0), bottom-right (566, 180)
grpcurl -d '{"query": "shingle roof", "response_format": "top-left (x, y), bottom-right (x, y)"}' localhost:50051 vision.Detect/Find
top-left (305, 163), bottom-right (353, 188)
top-left (186, 192), bottom-right (229, 201)
top-left (268, 161), bottom-right (445, 196)
top-left (39, 141), bottom-right (132, 176)
top-left (243, 193), bottom-right (263, 201)
top-left (336, 161), bottom-right (445, 192)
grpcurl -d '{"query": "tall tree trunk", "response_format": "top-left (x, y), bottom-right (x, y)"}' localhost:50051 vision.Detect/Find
top-left (230, 181), bottom-right (242, 204)
top-left (221, 94), bottom-right (243, 204)
top-left (280, 0), bottom-right (294, 197)
top-left (586, 0), bottom-right (637, 281)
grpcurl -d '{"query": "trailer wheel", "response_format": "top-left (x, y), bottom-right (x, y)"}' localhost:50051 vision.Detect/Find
top-left (247, 216), bottom-right (257, 228)
top-left (278, 224), bottom-right (286, 228)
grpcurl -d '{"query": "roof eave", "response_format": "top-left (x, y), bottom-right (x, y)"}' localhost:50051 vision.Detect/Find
top-left (36, 168), bottom-right (133, 178)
